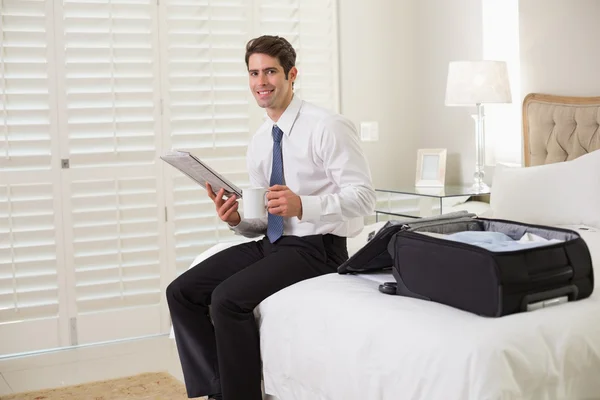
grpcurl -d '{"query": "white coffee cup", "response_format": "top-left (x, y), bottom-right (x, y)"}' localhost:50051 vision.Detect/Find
top-left (243, 187), bottom-right (268, 219)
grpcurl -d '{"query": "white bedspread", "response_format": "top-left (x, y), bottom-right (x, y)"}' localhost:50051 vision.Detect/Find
top-left (257, 227), bottom-right (600, 400)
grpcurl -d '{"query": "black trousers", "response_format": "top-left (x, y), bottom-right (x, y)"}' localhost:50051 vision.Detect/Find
top-left (166, 234), bottom-right (348, 399)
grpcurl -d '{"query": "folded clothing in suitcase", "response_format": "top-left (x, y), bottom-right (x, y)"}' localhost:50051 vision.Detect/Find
top-left (383, 216), bottom-right (594, 317)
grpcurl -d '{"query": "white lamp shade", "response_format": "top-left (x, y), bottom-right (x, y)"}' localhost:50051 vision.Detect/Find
top-left (445, 61), bottom-right (512, 105)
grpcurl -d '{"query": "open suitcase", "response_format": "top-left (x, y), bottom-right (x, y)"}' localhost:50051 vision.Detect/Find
top-left (339, 211), bottom-right (594, 317)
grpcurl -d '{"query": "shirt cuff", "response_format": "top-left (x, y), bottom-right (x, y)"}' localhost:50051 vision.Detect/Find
top-left (228, 212), bottom-right (250, 233)
top-left (299, 195), bottom-right (321, 222)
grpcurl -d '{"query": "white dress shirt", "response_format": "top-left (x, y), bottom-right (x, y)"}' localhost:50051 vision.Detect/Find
top-left (232, 94), bottom-right (376, 238)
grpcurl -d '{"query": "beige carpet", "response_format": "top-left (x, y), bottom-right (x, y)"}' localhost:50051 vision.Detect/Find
top-left (0, 372), bottom-right (191, 400)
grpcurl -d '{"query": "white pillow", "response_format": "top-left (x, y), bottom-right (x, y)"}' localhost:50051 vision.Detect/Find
top-left (490, 150), bottom-right (600, 228)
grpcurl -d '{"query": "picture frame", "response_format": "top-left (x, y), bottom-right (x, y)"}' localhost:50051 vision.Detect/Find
top-left (415, 148), bottom-right (447, 187)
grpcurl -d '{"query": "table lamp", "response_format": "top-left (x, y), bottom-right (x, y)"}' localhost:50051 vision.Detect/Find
top-left (445, 60), bottom-right (512, 191)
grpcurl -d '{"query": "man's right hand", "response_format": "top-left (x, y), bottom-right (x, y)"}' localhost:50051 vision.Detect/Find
top-left (206, 183), bottom-right (241, 227)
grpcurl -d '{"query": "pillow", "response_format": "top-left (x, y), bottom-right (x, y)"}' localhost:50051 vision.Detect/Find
top-left (490, 150), bottom-right (600, 228)
top-left (442, 195), bottom-right (471, 208)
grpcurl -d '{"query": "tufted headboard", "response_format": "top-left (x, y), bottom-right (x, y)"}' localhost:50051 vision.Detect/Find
top-left (522, 93), bottom-right (600, 166)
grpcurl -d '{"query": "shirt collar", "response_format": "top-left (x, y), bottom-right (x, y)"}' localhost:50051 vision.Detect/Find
top-left (267, 94), bottom-right (302, 137)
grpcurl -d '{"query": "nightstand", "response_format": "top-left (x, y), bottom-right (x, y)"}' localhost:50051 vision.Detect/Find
top-left (374, 185), bottom-right (491, 222)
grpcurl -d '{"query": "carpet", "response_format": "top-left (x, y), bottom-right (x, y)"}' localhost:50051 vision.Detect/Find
top-left (0, 371), bottom-right (192, 400)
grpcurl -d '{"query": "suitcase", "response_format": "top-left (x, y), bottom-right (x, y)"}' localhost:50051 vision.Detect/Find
top-left (381, 215), bottom-right (594, 317)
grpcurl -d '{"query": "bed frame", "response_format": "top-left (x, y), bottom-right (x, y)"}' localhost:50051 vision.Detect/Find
top-left (522, 93), bottom-right (600, 167)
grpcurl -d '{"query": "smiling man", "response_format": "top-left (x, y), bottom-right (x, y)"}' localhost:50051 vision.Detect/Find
top-left (166, 35), bottom-right (376, 400)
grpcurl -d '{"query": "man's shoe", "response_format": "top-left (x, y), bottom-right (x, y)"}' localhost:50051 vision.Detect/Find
top-left (208, 394), bottom-right (223, 400)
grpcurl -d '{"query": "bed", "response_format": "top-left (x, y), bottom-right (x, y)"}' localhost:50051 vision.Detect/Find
top-left (181, 94), bottom-right (600, 399)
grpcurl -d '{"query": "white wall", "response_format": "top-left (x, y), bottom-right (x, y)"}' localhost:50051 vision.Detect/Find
top-left (519, 0), bottom-right (600, 98)
top-left (338, 0), bottom-right (418, 188)
top-left (413, 0), bottom-right (484, 185)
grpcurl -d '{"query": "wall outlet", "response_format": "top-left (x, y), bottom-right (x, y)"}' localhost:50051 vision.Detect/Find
top-left (360, 121), bottom-right (379, 142)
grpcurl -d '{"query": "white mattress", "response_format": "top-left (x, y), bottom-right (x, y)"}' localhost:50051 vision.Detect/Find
top-left (256, 226), bottom-right (600, 400)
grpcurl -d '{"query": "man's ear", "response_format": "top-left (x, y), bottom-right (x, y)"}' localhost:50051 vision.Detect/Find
top-left (288, 66), bottom-right (298, 83)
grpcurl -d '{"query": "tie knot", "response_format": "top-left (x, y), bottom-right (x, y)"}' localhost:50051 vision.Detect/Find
top-left (272, 125), bottom-right (283, 143)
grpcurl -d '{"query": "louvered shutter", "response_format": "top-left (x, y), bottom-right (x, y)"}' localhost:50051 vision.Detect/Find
top-left (0, 0), bottom-right (70, 355)
top-left (258, 0), bottom-right (339, 112)
top-left (2, 0), bottom-right (341, 354)
top-left (159, 0), bottom-right (254, 276)
top-left (53, 0), bottom-right (169, 344)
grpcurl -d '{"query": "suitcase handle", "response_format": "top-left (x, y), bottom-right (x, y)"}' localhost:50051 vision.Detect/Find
top-left (521, 285), bottom-right (579, 312)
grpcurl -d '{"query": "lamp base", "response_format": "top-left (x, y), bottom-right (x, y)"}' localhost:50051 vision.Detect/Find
top-left (471, 104), bottom-right (489, 195)
top-left (471, 180), bottom-right (490, 193)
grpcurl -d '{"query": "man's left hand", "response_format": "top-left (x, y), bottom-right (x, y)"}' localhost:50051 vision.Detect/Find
top-left (267, 185), bottom-right (303, 219)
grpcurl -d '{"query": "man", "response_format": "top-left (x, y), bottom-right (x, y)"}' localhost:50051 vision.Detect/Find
top-left (166, 35), bottom-right (376, 400)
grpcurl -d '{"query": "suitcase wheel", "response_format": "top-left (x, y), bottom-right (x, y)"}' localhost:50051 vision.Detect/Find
top-left (379, 281), bottom-right (397, 295)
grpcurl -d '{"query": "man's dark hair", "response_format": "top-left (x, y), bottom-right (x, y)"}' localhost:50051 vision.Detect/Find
top-left (245, 35), bottom-right (296, 80)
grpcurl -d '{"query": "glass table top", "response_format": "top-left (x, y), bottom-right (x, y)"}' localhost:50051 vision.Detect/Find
top-left (375, 184), bottom-right (491, 198)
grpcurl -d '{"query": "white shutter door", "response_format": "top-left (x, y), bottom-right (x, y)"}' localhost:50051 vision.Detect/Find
top-left (53, 0), bottom-right (169, 344)
top-left (258, 0), bottom-right (339, 112)
top-left (0, 0), bottom-right (70, 355)
top-left (159, 1), bottom-right (253, 276)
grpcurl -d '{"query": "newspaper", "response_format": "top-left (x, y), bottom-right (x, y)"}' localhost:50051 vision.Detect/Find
top-left (160, 150), bottom-right (243, 198)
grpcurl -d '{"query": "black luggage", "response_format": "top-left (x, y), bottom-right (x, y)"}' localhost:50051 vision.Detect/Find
top-left (386, 216), bottom-right (594, 316)
top-left (339, 212), bottom-right (594, 317)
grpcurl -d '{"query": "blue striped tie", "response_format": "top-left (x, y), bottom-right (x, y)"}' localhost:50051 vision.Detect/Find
top-left (267, 125), bottom-right (284, 243)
